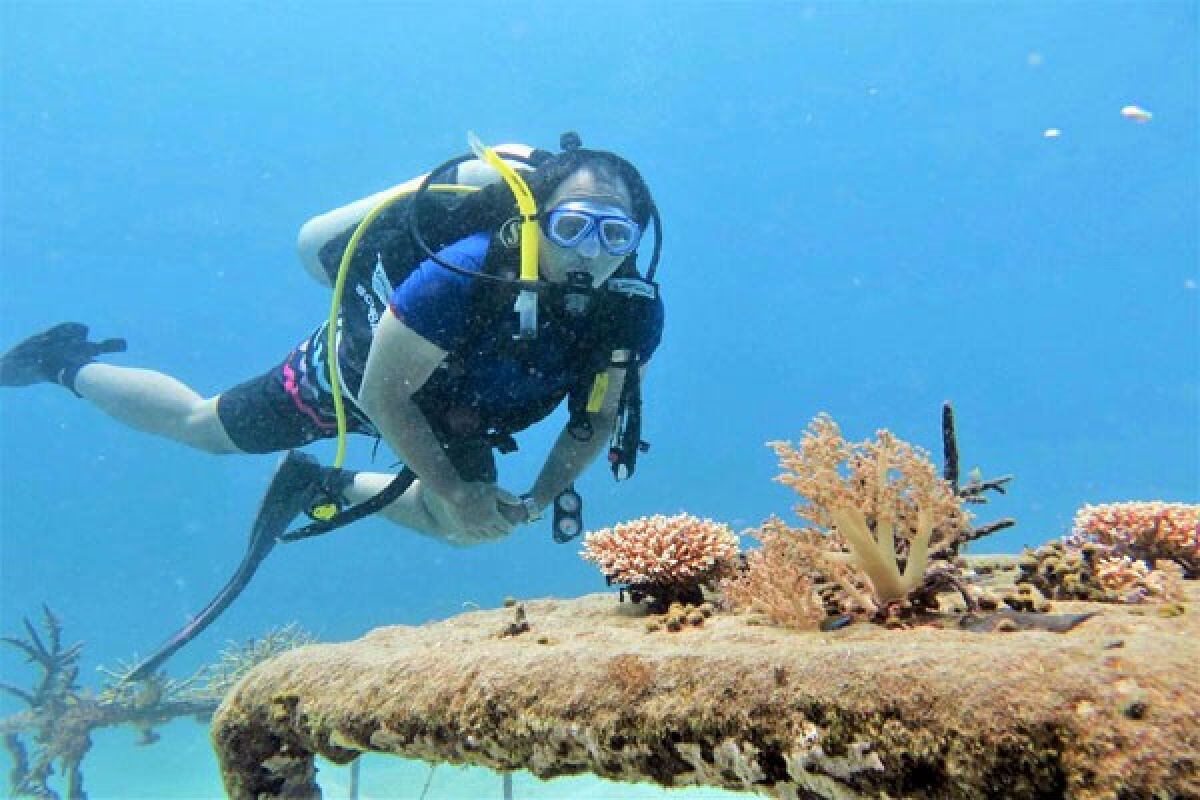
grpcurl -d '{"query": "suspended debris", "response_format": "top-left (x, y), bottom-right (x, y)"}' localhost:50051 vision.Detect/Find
top-left (1120, 105), bottom-right (1153, 123)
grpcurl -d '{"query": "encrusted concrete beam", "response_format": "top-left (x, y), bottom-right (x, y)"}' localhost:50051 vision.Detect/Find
top-left (212, 588), bottom-right (1199, 799)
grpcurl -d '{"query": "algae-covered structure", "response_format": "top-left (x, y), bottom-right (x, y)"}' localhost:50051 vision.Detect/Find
top-left (212, 583), bottom-right (1198, 799)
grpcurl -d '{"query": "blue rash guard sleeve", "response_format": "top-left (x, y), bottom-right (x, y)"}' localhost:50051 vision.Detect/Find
top-left (388, 233), bottom-right (491, 351)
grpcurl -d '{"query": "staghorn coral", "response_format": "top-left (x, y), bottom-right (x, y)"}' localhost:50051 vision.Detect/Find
top-left (1071, 501), bottom-right (1198, 577)
top-left (581, 513), bottom-right (739, 610)
top-left (936, 403), bottom-right (1016, 557)
top-left (183, 623), bottom-right (316, 701)
top-left (763, 415), bottom-right (969, 614)
top-left (95, 623), bottom-right (314, 710)
top-left (1, 606), bottom-right (89, 799)
top-left (2, 615), bottom-right (312, 800)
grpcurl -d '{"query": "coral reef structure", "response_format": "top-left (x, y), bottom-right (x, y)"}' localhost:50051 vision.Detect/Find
top-left (1018, 539), bottom-right (1187, 605)
top-left (1, 611), bottom-right (311, 800)
top-left (211, 580), bottom-right (1200, 800)
top-left (722, 414), bottom-right (992, 625)
top-left (581, 513), bottom-right (738, 609)
top-left (770, 415), bottom-right (967, 604)
top-left (1020, 498), bottom-right (1198, 607)
top-left (719, 517), bottom-right (831, 629)
top-left (1071, 501), bottom-right (1198, 577)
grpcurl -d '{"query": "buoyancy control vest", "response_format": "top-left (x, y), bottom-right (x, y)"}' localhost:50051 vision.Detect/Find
top-left (410, 235), bottom-right (661, 444)
top-left (295, 142), bottom-right (661, 478)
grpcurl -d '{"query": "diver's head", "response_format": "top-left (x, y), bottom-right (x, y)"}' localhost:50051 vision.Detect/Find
top-left (524, 144), bottom-right (655, 288)
top-left (537, 166), bottom-right (638, 287)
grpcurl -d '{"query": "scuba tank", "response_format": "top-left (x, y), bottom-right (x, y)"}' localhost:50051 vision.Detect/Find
top-left (295, 144), bottom-right (537, 287)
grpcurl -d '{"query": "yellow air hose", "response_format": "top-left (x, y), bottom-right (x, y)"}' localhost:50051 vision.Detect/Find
top-left (468, 133), bottom-right (539, 282)
top-left (318, 136), bottom-right (539, 524)
top-left (324, 183), bottom-right (479, 474)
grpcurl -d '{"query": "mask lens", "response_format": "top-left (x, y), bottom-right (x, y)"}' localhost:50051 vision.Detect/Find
top-left (548, 211), bottom-right (592, 246)
top-left (600, 219), bottom-right (639, 254)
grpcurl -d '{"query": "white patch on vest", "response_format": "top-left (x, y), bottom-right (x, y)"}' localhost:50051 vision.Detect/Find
top-left (357, 253), bottom-right (392, 331)
top-left (356, 284), bottom-right (380, 329)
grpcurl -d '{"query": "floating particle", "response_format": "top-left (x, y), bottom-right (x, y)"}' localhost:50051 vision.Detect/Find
top-left (1043, 128), bottom-right (1062, 139)
top-left (1120, 105), bottom-right (1153, 123)
top-left (1027, 51), bottom-right (1044, 67)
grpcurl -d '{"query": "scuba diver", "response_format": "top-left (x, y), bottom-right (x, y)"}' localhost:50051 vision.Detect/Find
top-left (0, 133), bottom-right (664, 676)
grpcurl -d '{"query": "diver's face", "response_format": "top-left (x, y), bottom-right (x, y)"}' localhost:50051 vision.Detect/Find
top-left (538, 168), bottom-right (635, 286)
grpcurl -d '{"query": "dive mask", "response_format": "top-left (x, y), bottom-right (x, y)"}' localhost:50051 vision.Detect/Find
top-left (543, 201), bottom-right (641, 257)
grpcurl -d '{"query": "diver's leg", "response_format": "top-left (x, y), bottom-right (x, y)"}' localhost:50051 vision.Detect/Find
top-left (340, 472), bottom-right (461, 541)
top-left (339, 438), bottom-right (498, 545)
top-left (0, 322), bottom-right (241, 454)
top-left (74, 363), bottom-right (240, 454)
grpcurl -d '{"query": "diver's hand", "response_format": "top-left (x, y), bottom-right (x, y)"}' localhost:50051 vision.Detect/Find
top-left (446, 482), bottom-right (519, 542)
top-left (497, 492), bottom-right (533, 526)
top-left (492, 487), bottom-right (530, 525)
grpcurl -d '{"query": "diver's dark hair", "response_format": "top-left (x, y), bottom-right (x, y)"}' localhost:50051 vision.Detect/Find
top-left (523, 148), bottom-right (656, 229)
top-left (444, 144), bottom-right (656, 234)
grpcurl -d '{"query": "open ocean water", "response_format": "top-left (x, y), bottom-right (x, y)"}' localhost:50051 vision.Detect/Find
top-left (1, 2), bottom-right (1195, 798)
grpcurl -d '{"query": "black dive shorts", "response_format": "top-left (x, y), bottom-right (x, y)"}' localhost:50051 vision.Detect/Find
top-left (216, 327), bottom-right (496, 483)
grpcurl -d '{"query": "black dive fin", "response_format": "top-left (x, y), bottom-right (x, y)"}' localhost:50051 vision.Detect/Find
top-left (0, 322), bottom-right (126, 387)
top-left (127, 451), bottom-right (322, 681)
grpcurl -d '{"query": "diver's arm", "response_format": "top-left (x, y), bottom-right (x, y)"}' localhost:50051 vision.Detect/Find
top-left (524, 357), bottom-right (650, 512)
top-left (357, 310), bottom-right (471, 502)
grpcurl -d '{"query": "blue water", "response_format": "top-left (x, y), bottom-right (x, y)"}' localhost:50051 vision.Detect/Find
top-left (1, 2), bottom-right (1195, 798)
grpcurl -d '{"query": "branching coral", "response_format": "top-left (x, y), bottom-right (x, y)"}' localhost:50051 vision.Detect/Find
top-left (2, 614), bottom-right (313, 800)
top-left (581, 513), bottom-right (739, 609)
top-left (719, 518), bottom-right (843, 629)
top-left (0, 605), bottom-right (82, 710)
top-left (1017, 539), bottom-right (1188, 605)
top-left (186, 623), bottom-right (315, 701)
top-left (1071, 501), bottom-right (1198, 578)
top-left (1014, 502), bottom-right (1196, 607)
top-left (1094, 557), bottom-right (1186, 604)
top-left (0, 606), bottom-right (87, 799)
top-left (764, 414), bottom-right (969, 613)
